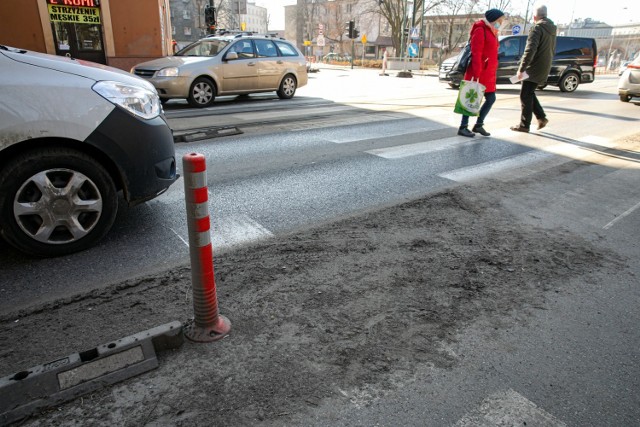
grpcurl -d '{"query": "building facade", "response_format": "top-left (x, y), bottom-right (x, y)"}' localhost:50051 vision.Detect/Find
top-left (0, 0), bottom-right (173, 71)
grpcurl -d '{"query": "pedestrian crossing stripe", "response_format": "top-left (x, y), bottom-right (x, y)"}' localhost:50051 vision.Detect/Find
top-left (454, 389), bottom-right (566, 427)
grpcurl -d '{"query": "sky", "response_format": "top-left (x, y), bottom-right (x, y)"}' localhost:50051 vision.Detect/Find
top-left (254, 0), bottom-right (640, 30)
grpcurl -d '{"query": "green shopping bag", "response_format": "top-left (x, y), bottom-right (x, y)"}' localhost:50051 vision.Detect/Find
top-left (454, 78), bottom-right (486, 116)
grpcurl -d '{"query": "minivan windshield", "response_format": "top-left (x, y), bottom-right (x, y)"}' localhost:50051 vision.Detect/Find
top-left (176, 39), bottom-right (229, 57)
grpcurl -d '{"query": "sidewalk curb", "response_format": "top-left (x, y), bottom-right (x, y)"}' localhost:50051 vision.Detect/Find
top-left (0, 321), bottom-right (183, 425)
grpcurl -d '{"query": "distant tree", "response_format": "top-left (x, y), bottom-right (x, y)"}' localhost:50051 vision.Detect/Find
top-left (375, 0), bottom-right (443, 55)
top-left (428, 0), bottom-right (481, 63)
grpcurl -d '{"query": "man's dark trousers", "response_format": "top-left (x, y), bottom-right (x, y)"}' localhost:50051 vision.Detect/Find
top-left (519, 80), bottom-right (546, 129)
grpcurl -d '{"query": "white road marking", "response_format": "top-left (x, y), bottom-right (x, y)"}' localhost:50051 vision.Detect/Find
top-left (603, 200), bottom-right (640, 230)
top-left (167, 215), bottom-right (273, 249)
top-left (454, 389), bottom-right (566, 427)
top-left (439, 149), bottom-right (555, 182)
top-left (233, 105), bottom-right (354, 121)
top-left (439, 133), bottom-right (622, 183)
top-left (169, 227), bottom-right (189, 247)
top-left (327, 122), bottom-right (450, 144)
top-left (211, 215), bottom-right (274, 248)
top-left (365, 135), bottom-right (475, 159)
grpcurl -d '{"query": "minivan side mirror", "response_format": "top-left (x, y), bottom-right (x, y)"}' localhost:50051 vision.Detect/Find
top-left (225, 52), bottom-right (239, 61)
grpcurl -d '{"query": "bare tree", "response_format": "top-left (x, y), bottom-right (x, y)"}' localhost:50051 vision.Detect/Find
top-left (428, 0), bottom-right (481, 63)
top-left (376, 0), bottom-right (442, 55)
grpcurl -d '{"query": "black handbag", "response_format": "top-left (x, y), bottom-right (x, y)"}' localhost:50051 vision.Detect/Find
top-left (449, 41), bottom-right (471, 76)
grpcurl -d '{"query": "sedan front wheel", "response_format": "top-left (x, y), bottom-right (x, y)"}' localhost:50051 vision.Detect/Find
top-left (188, 77), bottom-right (216, 108)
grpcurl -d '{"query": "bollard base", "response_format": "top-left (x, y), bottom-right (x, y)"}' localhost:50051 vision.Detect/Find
top-left (184, 315), bottom-right (231, 343)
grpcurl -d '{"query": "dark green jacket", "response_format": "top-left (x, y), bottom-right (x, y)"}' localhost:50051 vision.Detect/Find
top-left (519, 17), bottom-right (557, 84)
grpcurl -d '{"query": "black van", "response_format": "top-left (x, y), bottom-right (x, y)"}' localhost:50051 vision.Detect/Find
top-left (440, 35), bottom-right (597, 92)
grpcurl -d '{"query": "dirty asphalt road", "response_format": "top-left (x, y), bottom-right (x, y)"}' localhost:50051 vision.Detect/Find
top-left (1, 132), bottom-right (639, 426)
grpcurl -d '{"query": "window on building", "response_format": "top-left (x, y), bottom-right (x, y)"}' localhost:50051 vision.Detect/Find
top-left (183, 10), bottom-right (191, 19)
top-left (184, 27), bottom-right (192, 36)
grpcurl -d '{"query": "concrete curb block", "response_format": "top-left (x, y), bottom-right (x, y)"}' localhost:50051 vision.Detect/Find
top-left (0, 321), bottom-right (183, 425)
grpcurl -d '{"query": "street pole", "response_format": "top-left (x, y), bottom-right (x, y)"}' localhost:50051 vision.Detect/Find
top-left (400, 0), bottom-right (407, 62)
top-left (351, 39), bottom-right (355, 69)
top-left (419, 0), bottom-right (425, 61)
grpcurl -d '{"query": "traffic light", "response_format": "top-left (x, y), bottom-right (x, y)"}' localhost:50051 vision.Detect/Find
top-left (353, 28), bottom-right (360, 39)
top-left (346, 20), bottom-right (355, 38)
top-left (204, 5), bottom-right (216, 27)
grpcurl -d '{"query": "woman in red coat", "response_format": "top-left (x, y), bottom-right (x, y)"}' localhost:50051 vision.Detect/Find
top-left (458, 9), bottom-right (505, 137)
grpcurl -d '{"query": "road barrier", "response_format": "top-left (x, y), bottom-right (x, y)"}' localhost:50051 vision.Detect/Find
top-left (0, 322), bottom-right (183, 425)
top-left (182, 153), bottom-right (231, 342)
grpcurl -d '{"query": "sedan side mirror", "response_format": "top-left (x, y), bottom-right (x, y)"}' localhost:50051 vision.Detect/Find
top-left (225, 52), bottom-right (239, 61)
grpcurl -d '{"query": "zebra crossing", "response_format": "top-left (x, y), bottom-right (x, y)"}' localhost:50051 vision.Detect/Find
top-left (156, 112), bottom-right (633, 252)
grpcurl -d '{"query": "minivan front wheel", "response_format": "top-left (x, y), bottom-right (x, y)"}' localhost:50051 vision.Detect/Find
top-left (0, 148), bottom-right (118, 257)
top-left (188, 77), bottom-right (216, 107)
top-left (559, 72), bottom-right (579, 92)
top-left (277, 74), bottom-right (297, 99)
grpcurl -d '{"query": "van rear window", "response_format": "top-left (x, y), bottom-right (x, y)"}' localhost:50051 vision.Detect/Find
top-left (556, 38), bottom-right (593, 57)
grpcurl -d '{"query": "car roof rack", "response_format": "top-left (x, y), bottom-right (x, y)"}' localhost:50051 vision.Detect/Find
top-left (205, 29), bottom-right (285, 39)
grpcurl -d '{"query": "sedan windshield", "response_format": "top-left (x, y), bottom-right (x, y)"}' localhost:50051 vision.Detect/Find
top-left (176, 40), bottom-right (229, 57)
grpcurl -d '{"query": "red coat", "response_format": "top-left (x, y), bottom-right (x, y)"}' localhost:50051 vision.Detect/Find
top-left (463, 20), bottom-right (499, 93)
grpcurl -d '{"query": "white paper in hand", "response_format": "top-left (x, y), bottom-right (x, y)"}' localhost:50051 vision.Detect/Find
top-left (509, 71), bottom-right (529, 84)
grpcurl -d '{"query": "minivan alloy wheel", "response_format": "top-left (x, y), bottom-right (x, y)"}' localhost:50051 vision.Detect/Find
top-left (0, 148), bottom-right (118, 256)
top-left (559, 73), bottom-right (579, 92)
top-left (13, 169), bottom-right (102, 244)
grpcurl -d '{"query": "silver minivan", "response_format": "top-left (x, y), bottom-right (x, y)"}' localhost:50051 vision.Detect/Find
top-left (132, 34), bottom-right (308, 108)
top-left (0, 45), bottom-right (177, 257)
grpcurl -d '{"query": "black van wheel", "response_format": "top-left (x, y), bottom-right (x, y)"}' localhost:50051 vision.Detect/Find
top-left (620, 94), bottom-right (631, 102)
top-left (448, 82), bottom-right (460, 89)
top-left (559, 73), bottom-right (579, 92)
top-left (0, 148), bottom-right (118, 257)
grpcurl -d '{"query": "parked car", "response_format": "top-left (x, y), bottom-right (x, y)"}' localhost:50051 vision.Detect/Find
top-left (0, 45), bottom-right (177, 257)
top-left (440, 35), bottom-right (597, 92)
top-left (322, 53), bottom-right (352, 63)
top-left (439, 54), bottom-right (461, 89)
top-left (618, 56), bottom-right (640, 102)
top-left (132, 34), bottom-right (308, 108)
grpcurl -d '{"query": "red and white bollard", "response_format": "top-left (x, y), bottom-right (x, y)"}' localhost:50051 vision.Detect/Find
top-left (182, 153), bottom-right (231, 343)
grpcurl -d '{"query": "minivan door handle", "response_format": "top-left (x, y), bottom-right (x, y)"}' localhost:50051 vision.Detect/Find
top-left (247, 62), bottom-right (256, 66)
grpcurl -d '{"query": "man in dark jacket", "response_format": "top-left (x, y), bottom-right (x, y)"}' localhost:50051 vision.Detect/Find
top-left (511, 5), bottom-right (557, 132)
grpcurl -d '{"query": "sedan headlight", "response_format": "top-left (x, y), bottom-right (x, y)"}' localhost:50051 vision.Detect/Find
top-left (92, 81), bottom-right (161, 120)
top-left (156, 67), bottom-right (180, 77)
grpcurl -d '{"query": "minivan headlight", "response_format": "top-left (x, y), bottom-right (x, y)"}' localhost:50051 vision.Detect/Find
top-left (92, 81), bottom-right (161, 120)
top-left (157, 67), bottom-right (179, 77)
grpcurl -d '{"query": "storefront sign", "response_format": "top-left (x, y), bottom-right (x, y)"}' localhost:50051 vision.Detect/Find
top-left (48, 4), bottom-right (101, 24)
top-left (47, 0), bottom-right (100, 6)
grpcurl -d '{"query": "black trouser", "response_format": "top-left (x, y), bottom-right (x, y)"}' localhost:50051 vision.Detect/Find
top-left (519, 80), bottom-right (546, 128)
